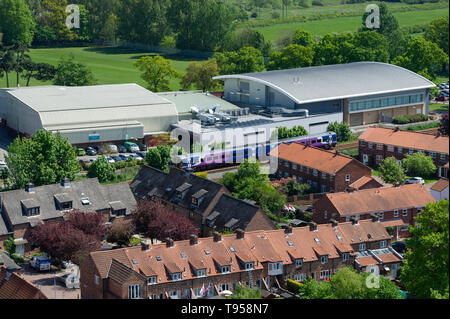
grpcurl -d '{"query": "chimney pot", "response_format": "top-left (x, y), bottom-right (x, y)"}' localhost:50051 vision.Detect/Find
top-left (236, 228), bottom-right (245, 239)
top-left (330, 219), bottom-right (338, 228)
top-left (309, 222), bottom-right (317, 232)
top-left (190, 234), bottom-right (198, 245)
top-left (285, 225), bottom-right (293, 234)
top-left (62, 177), bottom-right (70, 188)
top-left (370, 214), bottom-right (380, 223)
top-left (350, 217), bottom-right (359, 225)
top-left (213, 231), bottom-right (222, 242)
top-left (141, 240), bottom-right (151, 251)
top-left (25, 183), bottom-right (35, 193)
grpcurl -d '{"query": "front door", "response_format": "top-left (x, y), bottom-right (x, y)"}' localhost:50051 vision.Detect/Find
top-left (362, 154), bottom-right (369, 165)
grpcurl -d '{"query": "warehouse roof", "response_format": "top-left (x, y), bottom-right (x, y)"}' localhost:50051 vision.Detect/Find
top-left (157, 91), bottom-right (240, 114)
top-left (213, 62), bottom-right (435, 104)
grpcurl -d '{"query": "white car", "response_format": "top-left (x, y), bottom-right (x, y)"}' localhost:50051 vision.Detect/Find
top-left (105, 157), bottom-right (116, 164)
top-left (405, 177), bottom-right (425, 185)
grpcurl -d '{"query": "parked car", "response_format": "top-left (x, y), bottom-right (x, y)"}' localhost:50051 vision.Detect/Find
top-left (439, 83), bottom-right (447, 90)
top-left (75, 148), bottom-right (86, 156)
top-left (105, 157), bottom-right (115, 164)
top-left (112, 155), bottom-right (125, 162)
top-left (57, 273), bottom-right (80, 289)
top-left (118, 145), bottom-right (127, 153)
top-left (405, 177), bottom-right (425, 185)
top-left (79, 159), bottom-right (93, 169)
top-left (85, 147), bottom-right (97, 156)
top-left (436, 95), bottom-right (449, 101)
top-left (392, 241), bottom-right (407, 254)
top-left (30, 255), bottom-right (51, 272)
top-left (106, 144), bottom-right (118, 153)
top-left (131, 154), bottom-right (143, 161)
top-left (119, 154), bottom-right (131, 161)
top-left (137, 143), bottom-right (148, 151)
top-left (124, 141), bottom-right (140, 153)
top-left (95, 145), bottom-right (108, 155)
top-left (136, 152), bottom-right (147, 159)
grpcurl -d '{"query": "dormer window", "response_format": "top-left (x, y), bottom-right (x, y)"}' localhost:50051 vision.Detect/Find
top-left (221, 265), bottom-right (231, 274)
top-left (244, 262), bottom-right (254, 270)
top-left (60, 201), bottom-right (72, 210)
top-left (21, 199), bottom-right (40, 217)
top-left (147, 276), bottom-right (157, 285)
top-left (342, 252), bottom-right (349, 261)
top-left (171, 272), bottom-right (182, 281)
top-left (175, 183), bottom-right (192, 200)
top-left (196, 269), bottom-right (206, 277)
top-left (27, 207), bottom-right (40, 217)
top-left (81, 198), bottom-right (90, 205)
top-left (295, 259), bottom-right (303, 268)
top-left (191, 189), bottom-right (208, 207)
top-left (320, 255), bottom-right (328, 264)
top-left (359, 243), bottom-right (366, 251)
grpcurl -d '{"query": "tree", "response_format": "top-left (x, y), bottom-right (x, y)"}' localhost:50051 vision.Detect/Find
top-left (327, 122), bottom-right (352, 142)
top-left (0, 44), bottom-right (14, 87)
top-left (253, 183), bottom-right (286, 215)
top-left (292, 29), bottom-right (314, 47)
top-left (378, 157), bottom-right (406, 185)
top-left (214, 46), bottom-right (265, 75)
top-left (145, 148), bottom-right (164, 171)
top-left (392, 37), bottom-right (448, 80)
top-left (133, 55), bottom-right (179, 92)
top-left (313, 33), bottom-right (356, 65)
top-left (39, 0), bottom-right (77, 42)
top-left (425, 17), bottom-right (449, 55)
top-left (132, 199), bottom-right (199, 243)
top-left (439, 113), bottom-right (449, 136)
top-left (361, 2), bottom-right (399, 37)
top-left (351, 31), bottom-right (389, 63)
top-left (181, 58), bottom-right (221, 91)
top-left (227, 285), bottom-right (261, 299)
top-left (267, 44), bottom-right (314, 70)
top-left (87, 156), bottom-right (115, 182)
top-left (11, 40), bottom-right (30, 86)
top-left (107, 221), bottom-right (133, 246)
top-left (53, 54), bottom-right (97, 86)
top-left (5, 130), bottom-right (81, 189)
top-left (221, 27), bottom-right (272, 56)
top-left (4, 234), bottom-right (16, 255)
top-left (0, 0), bottom-right (35, 46)
top-left (402, 152), bottom-right (437, 178)
top-left (400, 200), bottom-right (449, 298)
top-left (29, 210), bottom-right (106, 264)
top-left (21, 61), bottom-right (56, 86)
top-left (99, 13), bottom-right (118, 42)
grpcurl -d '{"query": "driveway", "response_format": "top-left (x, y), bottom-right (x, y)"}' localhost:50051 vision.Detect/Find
top-left (19, 263), bottom-right (80, 299)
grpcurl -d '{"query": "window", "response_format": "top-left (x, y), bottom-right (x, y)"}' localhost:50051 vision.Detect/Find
top-left (169, 290), bottom-right (180, 299)
top-left (376, 144), bottom-right (383, 150)
top-left (359, 243), bottom-right (366, 251)
top-left (320, 255), bottom-right (328, 264)
top-left (322, 172), bottom-right (326, 180)
top-left (113, 209), bottom-right (126, 216)
top-left (324, 211), bottom-right (328, 219)
top-left (380, 240), bottom-right (387, 248)
top-left (417, 208), bottom-right (422, 215)
top-left (292, 164), bottom-right (297, 170)
top-left (342, 252), bottom-right (349, 261)
top-left (245, 262), bottom-right (254, 270)
top-left (368, 143), bottom-right (373, 149)
top-left (26, 207), bottom-right (40, 217)
top-left (394, 210), bottom-right (399, 218)
top-left (440, 153), bottom-right (447, 161)
top-left (221, 265), bottom-right (231, 274)
top-left (128, 284), bottom-right (142, 299)
top-left (94, 275), bottom-right (99, 285)
top-left (197, 269), bottom-right (206, 277)
top-left (313, 169), bottom-right (318, 177)
top-left (299, 165), bottom-right (303, 172)
top-left (403, 209), bottom-right (408, 217)
top-left (376, 155), bottom-right (383, 165)
top-left (321, 185), bottom-right (327, 193)
top-left (377, 212), bottom-right (384, 220)
top-left (219, 283), bottom-right (229, 292)
top-left (409, 149), bottom-right (414, 155)
top-left (295, 259), bottom-right (303, 268)
top-left (429, 152), bottom-right (436, 159)
top-left (148, 276), bottom-right (157, 285)
top-left (387, 145), bottom-right (394, 152)
top-left (60, 201), bottom-right (72, 210)
top-left (320, 270), bottom-right (331, 279)
top-left (397, 147), bottom-right (403, 154)
top-left (171, 272), bottom-right (182, 281)
top-left (345, 174), bottom-right (350, 182)
top-left (306, 167), bottom-right (310, 174)
top-left (285, 161), bottom-right (290, 168)
top-left (293, 273), bottom-right (307, 282)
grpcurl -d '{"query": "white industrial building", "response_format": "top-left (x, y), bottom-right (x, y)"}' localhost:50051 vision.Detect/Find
top-left (0, 84), bottom-right (178, 145)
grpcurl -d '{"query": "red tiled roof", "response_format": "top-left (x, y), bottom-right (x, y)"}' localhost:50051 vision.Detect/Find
top-left (269, 142), bottom-right (365, 175)
top-left (356, 256), bottom-right (379, 267)
top-left (0, 266), bottom-right (47, 299)
top-left (349, 176), bottom-right (380, 189)
top-left (325, 184), bottom-right (435, 216)
top-left (431, 178), bottom-right (449, 192)
top-left (359, 127), bottom-right (449, 154)
top-left (380, 219), bottom-right (405, 228)
top-left (377, 253), bottom-right (402, 264)
top-left (88, 219), bottom-right (390, 285)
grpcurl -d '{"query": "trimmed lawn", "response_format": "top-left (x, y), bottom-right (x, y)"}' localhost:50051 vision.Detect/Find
top-left (371, 168), bottom-right (438, 184)
top-left (429, 103), bottom-right (449, 112)
top-left (0, 46), bottom-right (204, 91)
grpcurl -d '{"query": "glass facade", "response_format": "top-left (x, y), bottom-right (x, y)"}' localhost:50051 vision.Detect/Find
top-left (349, 93), bottom-right (424, 113)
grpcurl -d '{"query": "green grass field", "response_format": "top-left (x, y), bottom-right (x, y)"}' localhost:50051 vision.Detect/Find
top-left (0, 46), bottom-right (204, 90)
top-left (256, 7), bottom-right (449, 41)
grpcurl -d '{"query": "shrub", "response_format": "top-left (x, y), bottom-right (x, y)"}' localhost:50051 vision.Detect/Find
top-left (251, 12), bottom-right (257, 18)
top-left (271, 12), bottom-right (280, 19)
top-left (287, 279), bottom-right (303, 294)
top-left (107, 222), bottom-right (133, 246)
top-left (392, 116), bottom-right (410, 124)
top-left (11, 253), bottom-right (26, 264)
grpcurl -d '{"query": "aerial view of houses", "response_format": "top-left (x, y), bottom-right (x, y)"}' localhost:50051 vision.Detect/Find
top-left (0, 0), bottom-right (448, 305)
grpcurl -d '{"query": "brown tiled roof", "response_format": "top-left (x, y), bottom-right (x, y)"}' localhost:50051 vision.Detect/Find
top-left (269, 142), bottom-right (366, 175)
top-left (349, 176), bottom-right (380, 189)
top-left (108, 258), bottom-right (145, 285)
top-left (88, 219), bottom-right (389, 285)
top-left (380, 219), bottom-right (405, 228)
top-left (359, 127), bottom-right (449, 154)
top-left (377, 253), bottom-right (402, 264)
top-left (356, 256), bottom-right (379, 267)
top-left (0, 266), bottom-right (47, 299)
top-left (431, 178), bottom-right (449, 192)
top-left (325, 184), bottom-right (435, 216)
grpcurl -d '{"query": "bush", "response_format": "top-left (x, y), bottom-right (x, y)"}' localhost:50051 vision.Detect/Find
top-left (107, 222), bottom-right (133, 246)
top-left (287, 279), bottom-right (303, 294)
top-left (393, 116), bottom-right (410, 124)
top-left (11, 253), bottom-right (26, 264)
top-left (271, 12), bottom-right (280, 19)
top-left (251, 12), bottom-right (257, 18)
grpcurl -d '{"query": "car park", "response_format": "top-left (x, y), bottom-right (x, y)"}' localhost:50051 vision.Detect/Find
top-left (137, 152), bottom-right (147, 159)
top-left (85, 147), bottom-right (97, 156)
top-left (124, 142), bottom-right (140, 153)
top-left (118, 145), bottom-right (127, 153)
top-left (112, 155), bottom-right (125, 162)
top-left (106, 144), bottom-right (118, 153)
top-left (105, 157), bottom-right (115, 164)
top-left (119, 154), bottom-right (131, 161)
top-left (79, 159), bottom-right (93, 169)
top-left (405, 177), bottom-right (425, 185)
top-left (95, 145), bottom-right (108, 155)
top-left (137, 143), bottom-right (148, 151)
top-left (131, 154), bottom-right (143, 161)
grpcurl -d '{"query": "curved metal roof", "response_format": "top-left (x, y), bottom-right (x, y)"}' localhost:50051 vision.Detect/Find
top-left (213, 62), bottom-right (435, 104)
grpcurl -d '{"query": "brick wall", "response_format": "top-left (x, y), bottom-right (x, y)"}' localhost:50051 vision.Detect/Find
top-left (80, 256), bottom-right (104, 299)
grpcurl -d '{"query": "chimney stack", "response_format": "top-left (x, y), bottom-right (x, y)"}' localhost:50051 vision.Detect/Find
top-left (25, 183), bottom-right (35, 193)
top-left (371, 214), bottom-right (380, 223)
top-left (309, 222), bottom-right (317, 232)
top-left (236, 228), bottom-right (245, 239)
top-left (350, 217), bottom-right (359, 225)
top-left (190, 234), bottom-right (198, 246)
top-left (141, 240), bottom-right (151, 251)
top-left (330, 219), bottom-right (338, 228)
top-left (213, 231), bottom-right (222, 242)
top-left (285, 224), bottom-right (293, 234)
top-left (165, 238), bottom-right (174, 248)
top-left (61, 177), bottom-right (70, 188)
